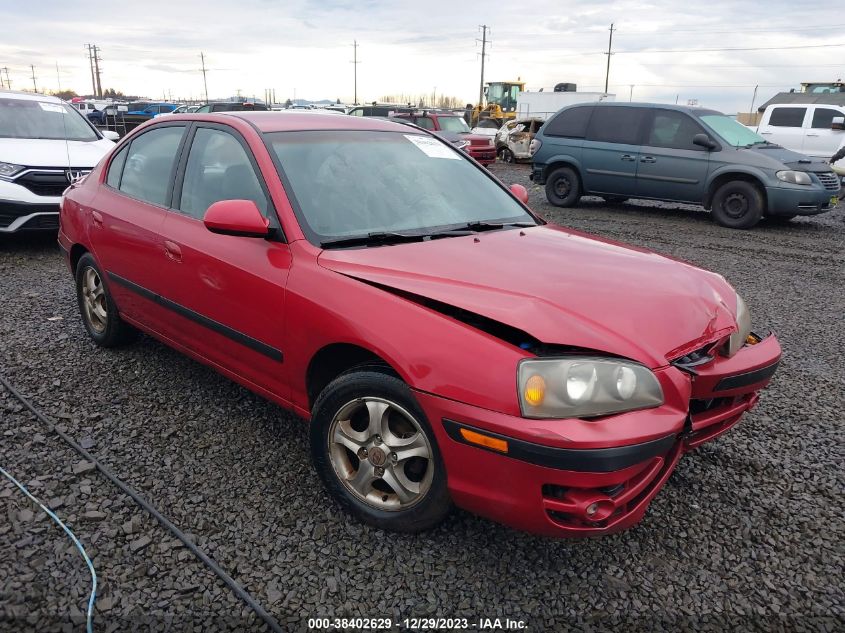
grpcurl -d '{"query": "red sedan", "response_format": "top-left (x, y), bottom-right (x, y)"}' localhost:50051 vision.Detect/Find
top-left (59, 112), bottom-right (781, 537)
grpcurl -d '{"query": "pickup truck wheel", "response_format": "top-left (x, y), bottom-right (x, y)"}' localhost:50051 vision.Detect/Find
top-left (711, 181), bottom-right (764, 229)
top-left (310, 370), bottom-right (451, 533)
top-left (75, 253), bottom-right (136, 347)
top-left (545, 166), bottom-right (581, 207)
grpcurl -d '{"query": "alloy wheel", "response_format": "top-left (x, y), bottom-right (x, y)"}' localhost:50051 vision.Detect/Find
top-left (327, 397), bottom-right (434, 511)
top-left (81, 267), bottom-right (108, 333)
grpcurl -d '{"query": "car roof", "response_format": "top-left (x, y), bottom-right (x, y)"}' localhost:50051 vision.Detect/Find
top-left (0, 90), bottom-right (63, 103)
top-left (586, 101), bottom-right (716, 115)
top-left (220, 111), bottom-right (419, 133)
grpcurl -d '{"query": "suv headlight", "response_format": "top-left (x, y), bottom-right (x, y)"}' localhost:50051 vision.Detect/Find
top-left (776, 170), bottom-right (813, 185)
top-left (518, 357), bottom-right (664, 419)
top-left (0, 161), bottom-right (25, 180)
top-left (724, 293), bottom-right (752, 357)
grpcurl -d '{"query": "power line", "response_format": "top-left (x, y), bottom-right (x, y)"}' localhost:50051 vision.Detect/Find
top-left (614, 42), bottom-right (845, 54)
top-left (617, 22), bottom-right (845, 35)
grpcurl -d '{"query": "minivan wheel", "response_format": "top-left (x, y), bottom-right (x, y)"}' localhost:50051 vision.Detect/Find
top-left (310, 370), bottom-right (451, 533)
top-left (75, 253), bottom-right (135, 347)
top-left (545, 166), bottom-right (581, 207)
top-left (711, 181), bottom-right (764, 229)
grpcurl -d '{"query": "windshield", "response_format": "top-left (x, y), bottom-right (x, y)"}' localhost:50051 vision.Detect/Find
top-left (267, 130), bottom-right (534, 244)
top-left (437, 116), bottom-right (470, 133)
top-left (698, 114), bottom-right (766, 147)
top-left (0, 98), bottom-right (100, 141)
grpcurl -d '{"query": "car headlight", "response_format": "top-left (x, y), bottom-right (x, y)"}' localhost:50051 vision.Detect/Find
top-left (776, 170), bottom-right (813, 185)
top-left (0, 161), bottom-right (25, 180)
top-left (724, 293), bottom-right (752, 357)
top-left (518, 357), bottom-right (664, 419)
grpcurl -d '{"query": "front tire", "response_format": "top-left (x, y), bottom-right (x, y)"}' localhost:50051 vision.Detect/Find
top-left (545, 166), bottom-right (582, 207)
top-left (310, 370), bottom-right (451, 533)
top-left (75, 253), bottom-right (135, 347)
top-left (499, 147), bottom-right (515, 163)
top-left (710, 181), bottom-right (764, 229)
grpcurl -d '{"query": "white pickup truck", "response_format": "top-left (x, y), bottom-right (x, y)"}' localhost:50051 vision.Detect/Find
top-left (752, 103), bottom-right (845, 175)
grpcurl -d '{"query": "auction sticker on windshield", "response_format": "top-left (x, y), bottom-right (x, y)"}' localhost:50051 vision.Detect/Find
top-left (39, 102), bottom-right (66, 113)
top-left (405, 134), bottom-right (460, 159)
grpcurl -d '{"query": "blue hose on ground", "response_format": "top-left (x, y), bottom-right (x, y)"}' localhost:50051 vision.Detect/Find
top-left (1, 464), bottom-right (97, 633)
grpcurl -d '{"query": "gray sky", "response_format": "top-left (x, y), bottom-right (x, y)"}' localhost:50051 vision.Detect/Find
top-left (2, 0), bottom-right (843, 112)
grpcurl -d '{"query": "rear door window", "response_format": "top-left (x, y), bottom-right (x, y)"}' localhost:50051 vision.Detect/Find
top-left (544, 106), bottom-right (593, 138)
top-left (586, 107), bottom-right (648, 145)
top-left (119, 125), bottom-right (186, 206)
top-left (768, 107), bottom-right (807, 127)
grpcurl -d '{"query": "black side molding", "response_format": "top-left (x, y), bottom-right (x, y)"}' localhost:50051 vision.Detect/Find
top-left (443, 419), bottom-right (675, 473)
top-left (107, 271), bottom-right (283, 362)
top-left (714, 361), bottom-right (779, 392)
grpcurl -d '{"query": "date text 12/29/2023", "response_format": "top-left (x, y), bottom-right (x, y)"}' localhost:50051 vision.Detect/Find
top-left (307, 617), bottom-right (528, 630)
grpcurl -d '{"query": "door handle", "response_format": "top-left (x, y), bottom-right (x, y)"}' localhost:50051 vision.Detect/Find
top-left (164, 240), bottom-right (182, 262)
top-left (806, 133), bottom-right (819, 137)
top-left (620, 154), bottom-right (636, 161)
top-left (91, 210), bottom-right (104, 227)
top-left (760, 131), bottom-right (772, 135)
top-left (641, 156), bottom-right (657, 163)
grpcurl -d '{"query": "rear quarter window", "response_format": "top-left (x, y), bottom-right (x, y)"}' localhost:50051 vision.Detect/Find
top-left (768, 107), bottom-right (807, 127)
top-left (543, 106), bottom-right (594, 138)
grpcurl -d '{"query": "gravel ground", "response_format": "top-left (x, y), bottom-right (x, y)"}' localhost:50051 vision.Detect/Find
top-left (1, 162), bottom-right (843, 632)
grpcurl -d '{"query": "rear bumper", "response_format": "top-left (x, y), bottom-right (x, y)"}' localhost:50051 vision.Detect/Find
top-left (416, 333), bottom-right (781, 537)
top-left (765, 184), bottom-right (836, 216)
top-left (468, 147), bottom-right (496, 166)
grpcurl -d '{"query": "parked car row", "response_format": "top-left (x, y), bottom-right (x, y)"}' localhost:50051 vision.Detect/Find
top-left (58, 110), bottom-right (782, 537)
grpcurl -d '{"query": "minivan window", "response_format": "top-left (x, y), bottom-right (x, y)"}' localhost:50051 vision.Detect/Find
top-left (119, 126), bottom-right (185, 206)
top-left (586, 107), bottom-right (647, 145)
top-left (0, 98), bottom-right (100, 141)
top-left (179, 127), bottom-right (268, 220)
top-left (768, 107), bottom-right (806, 127)
top-left (811, 108), bottom-right (843, 129)
top-left (646, 110), bottom-right (706, 150)
top-left (544, 106), bottom-right (593, 138)
top-left (698, 114), bottom-right (765, 147)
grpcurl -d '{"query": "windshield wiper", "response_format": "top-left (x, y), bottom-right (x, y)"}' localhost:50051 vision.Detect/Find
top-left (321, 231), bottom-right (429, 248)
top-left (461, 221), bottom-right (537, 232)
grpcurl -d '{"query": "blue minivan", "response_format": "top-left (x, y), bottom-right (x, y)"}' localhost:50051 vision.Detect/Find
top-left (530, 103), bottom-right (841, 228)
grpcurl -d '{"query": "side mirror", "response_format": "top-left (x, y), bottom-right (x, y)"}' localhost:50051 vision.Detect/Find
top-left (832, 116), bottom-right (844, 130)
top-left (101, 130), bottom-right (120, 141)
top-left (693, 133), bottom-right (717, 150)
top-left (203, 200), bottom-right (270, 238)
top-left (509, 183), bottom-right (529, 204)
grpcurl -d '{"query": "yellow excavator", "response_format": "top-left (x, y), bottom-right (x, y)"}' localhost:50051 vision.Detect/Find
top-left (471, 80), bottom-right (525, 129)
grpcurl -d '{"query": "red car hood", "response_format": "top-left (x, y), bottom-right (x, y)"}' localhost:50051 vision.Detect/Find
top-left (317, 225), bottom-right (739, 367)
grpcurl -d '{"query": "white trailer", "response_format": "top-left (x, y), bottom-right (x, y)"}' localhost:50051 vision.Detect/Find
top-left (516, 91), bottom-right (614, 121)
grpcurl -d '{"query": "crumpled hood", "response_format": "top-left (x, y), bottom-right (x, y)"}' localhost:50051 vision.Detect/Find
top-left (0, 138), bottom-right (114, 169)
top-left (318, 225), bottom-right (739, 367)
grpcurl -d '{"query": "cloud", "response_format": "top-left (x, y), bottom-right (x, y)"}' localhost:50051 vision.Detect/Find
top-left (1, 0), bottom-right (840, 111)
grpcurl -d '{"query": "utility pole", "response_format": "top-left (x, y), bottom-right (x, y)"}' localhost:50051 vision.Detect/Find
top-left (30, 65), bottom-right (37, 93)
top-left (629, 84), bottom-right (634, 102)
top-left (604, 23), bottom-right (614, 94)
top-left (0, 67), bottom-right (9, 90)
top-left (351, 40), bottom-right (360, 105)
top-left (86, 44), bottom-right (96, 97)
top-left (56, 61), bottom-right (62, 92)
top-left (200, 52), bottom-right (209, 103)
top-left (92, 45), bottom-right (102, 98)
top-left (749, 84), bottom-right (759, 117)
top-left (477, 25), bottom-right (489, 108)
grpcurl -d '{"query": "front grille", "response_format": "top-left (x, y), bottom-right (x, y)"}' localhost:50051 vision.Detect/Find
top-left (817, 171), bottom-right (842, 192)
top-left (14, 169), bottom-right (89, 197)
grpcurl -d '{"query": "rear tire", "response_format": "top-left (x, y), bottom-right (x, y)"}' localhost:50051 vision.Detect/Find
top-left (710, 181), bottom-right (764, 229)
top-left (545, 166), bottom-right (581, 207)
top-left (75, 253), bottom-right (135, 347)
top-left (310, 370), bottom-right (451, 533)
top-left (500, 148), bottom-right (515, 163)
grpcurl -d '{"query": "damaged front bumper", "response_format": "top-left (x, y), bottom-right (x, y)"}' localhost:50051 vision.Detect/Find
top-left (416, 333), bottom-right (781, 537)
